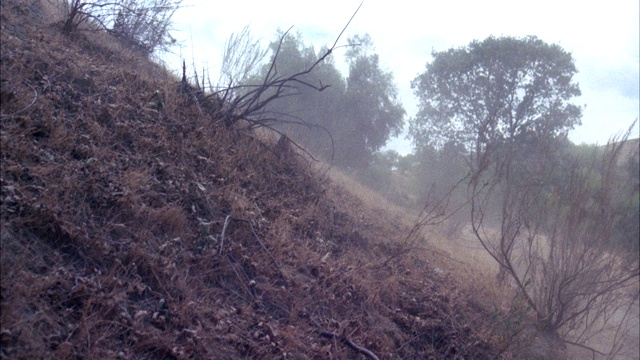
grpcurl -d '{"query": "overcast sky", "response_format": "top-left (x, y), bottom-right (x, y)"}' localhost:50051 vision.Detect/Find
top-left (167, 0), bottom-right (639, 155)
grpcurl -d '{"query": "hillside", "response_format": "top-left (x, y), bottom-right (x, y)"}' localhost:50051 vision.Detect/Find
top-left (0, 1), bottom-right (507, 358)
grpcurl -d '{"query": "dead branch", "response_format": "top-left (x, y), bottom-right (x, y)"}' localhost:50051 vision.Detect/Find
top-left (562, 338), bottom-right (607, 358)
top-left (319, 329), bottom-right (380, 360)
top-left (218, 215), bottom-right (232, 255)
top-left (218, 25), bottom-right (268, 92)
top-left (381, 174), bottom-right (470, 267)
top-left (175, 5), bottom-right (362, 167)
top-left (62, 0), bottom-right (182, 55)
top-left (244, 116), bottom-right (335, 163)
top-left (308, 299), bottom-right (380, 359)
top-left (468, 121), bottom-right (640, 356)
top-left (218, 2), bottom-right (363, 129)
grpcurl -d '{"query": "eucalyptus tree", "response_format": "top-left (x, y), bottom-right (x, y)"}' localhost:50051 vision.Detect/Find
top-left (337, 34), bottom-right (405, 167)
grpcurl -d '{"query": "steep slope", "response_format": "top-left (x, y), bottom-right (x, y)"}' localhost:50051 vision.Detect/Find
top-left (1, 1), bottom-right (503, 358)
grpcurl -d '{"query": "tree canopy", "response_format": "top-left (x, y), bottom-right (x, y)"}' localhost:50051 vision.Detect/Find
top-left (246, 31), bottom-right (404, 168)
top-left (336, 34), bottom-right (405, 166)
top-left (409, 36), bottom-right (582, 158)
top-left (247, 30), bottom-right (345, 156)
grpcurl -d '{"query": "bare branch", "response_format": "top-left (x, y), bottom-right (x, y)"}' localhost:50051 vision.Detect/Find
top-left (468, 121), bottom-right (639, 356)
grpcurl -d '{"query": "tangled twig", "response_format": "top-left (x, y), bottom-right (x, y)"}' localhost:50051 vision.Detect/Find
top-left (309, 312), bottom-right (378, 359)
top-left (1, 81), bottom-right (38, 118)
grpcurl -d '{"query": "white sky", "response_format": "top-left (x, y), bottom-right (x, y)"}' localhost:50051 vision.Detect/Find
top-left (167, 0), bottom-right (639, 155)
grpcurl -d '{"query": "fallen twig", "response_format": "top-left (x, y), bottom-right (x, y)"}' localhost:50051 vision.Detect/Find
top-left (219, 215), bottom-right (232, 255)
top-left (308, 310), bottom-right (379, 359)
top-left (319, 329), bottom-right (379, 360)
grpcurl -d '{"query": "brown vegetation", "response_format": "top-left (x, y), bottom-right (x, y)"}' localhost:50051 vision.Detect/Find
top-left (467, 129), bottom-right (640, 358)
top-left (0, 1), bottom-right (509, 358)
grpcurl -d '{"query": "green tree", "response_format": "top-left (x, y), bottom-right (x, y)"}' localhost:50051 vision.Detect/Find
top-left (246, 31), bottom-right (345, 156)
top-left (414, 140), bottom-right (469, 199)
top-left (409, 35), bottom-right (582, 174)
top-left (615, 139), bottom-right (640, 254)
top-left (336, 34), bottom-right (405, 167)
top-left (410, 140), bottom-right (470, 233)
top-left (246, 32), bottom-right (404, 168)
top-left (396, 153), bottom-right (417, 175)
top-left (354, 150), bottom-right (399, 193)
top-left (297, 46), bottom-right (346, 155)
top-left (566, 138), bottom-right (640, 256)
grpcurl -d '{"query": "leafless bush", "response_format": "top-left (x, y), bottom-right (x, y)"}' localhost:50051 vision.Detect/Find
top-left (382, 177), bottom-right (469, 267)
top-left (180, 4), bottom-right (364, 163)
top-left (217, 26), bottom-right (268, 96)
top-left (469, 122), bottom-right (640, 357)
top-left (216, 26), bottom-right (335, 131)
top-left (61, 0), bottom-right (181, 56)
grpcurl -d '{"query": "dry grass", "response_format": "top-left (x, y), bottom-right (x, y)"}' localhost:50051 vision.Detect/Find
top-left (324, 166), bottom-right (533, 353)
top-left (327, 162), bottom-right (640, 359)
top-left (327, 166), bottom-right (499, 293)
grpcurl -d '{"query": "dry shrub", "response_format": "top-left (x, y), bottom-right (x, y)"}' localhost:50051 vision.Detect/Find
top-left (469, 127), bottom-right (640, 358)
top-left (59, 0), bottom-right (182, 57)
